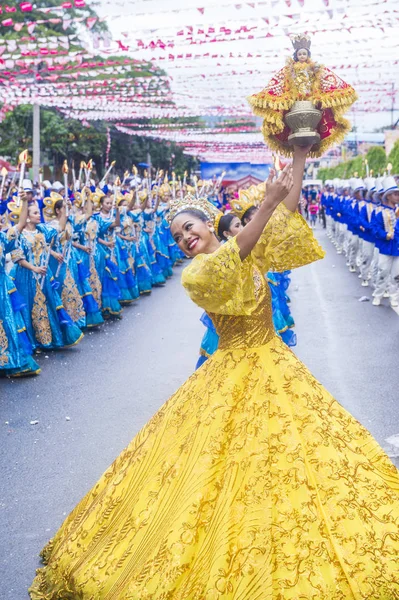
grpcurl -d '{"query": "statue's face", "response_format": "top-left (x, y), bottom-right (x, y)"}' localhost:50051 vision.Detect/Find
top-left (297, 48), bottom-right (309, 63)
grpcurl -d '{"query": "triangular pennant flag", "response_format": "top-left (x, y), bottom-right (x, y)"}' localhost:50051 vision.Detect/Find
top-left (86, 17), bottom-right (97, 30)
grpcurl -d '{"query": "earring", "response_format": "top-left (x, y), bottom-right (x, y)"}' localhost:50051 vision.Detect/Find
top-left (26, 218), bottom-right (30, 223)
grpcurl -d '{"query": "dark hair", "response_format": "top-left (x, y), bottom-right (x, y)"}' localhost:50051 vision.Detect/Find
top-left (217, 213), bottom-right (236, 241)
top-left (54, 199), bottom-right (64, 214)
top-left (241, 205), bottom-right (258, 225)
top-left (171, 208), bottom-right (209, 224)
top-left (293, 48), bottom-right (311, 62)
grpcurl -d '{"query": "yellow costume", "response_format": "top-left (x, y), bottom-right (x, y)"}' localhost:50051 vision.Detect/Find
top-left (30, 204), bottom-right (399, 599)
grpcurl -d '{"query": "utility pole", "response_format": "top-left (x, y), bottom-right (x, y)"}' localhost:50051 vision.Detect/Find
top-left (32, 102), bottom-right (40, 183)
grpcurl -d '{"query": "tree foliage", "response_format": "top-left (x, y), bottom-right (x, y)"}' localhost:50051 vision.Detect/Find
top-left (0, 105), bottom-right (199, 178)
top-left (388, 139), bottom-right (399, 175)
top-left (0, 2), bottom-right (200, 178)
top-left (318, 146), bottom-right (387, 181)
top-left (365, 146), bottom-right (387, 175)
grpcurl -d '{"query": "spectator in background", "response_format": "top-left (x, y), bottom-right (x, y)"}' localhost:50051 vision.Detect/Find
top-left (308, 198), bottom-right (319, 228)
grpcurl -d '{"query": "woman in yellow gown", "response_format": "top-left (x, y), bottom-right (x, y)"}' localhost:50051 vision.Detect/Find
top-left (30, 147), bottom-right (399, 599)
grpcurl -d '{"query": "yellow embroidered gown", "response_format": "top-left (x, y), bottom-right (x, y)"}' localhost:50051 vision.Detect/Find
top-left (29, 205), bottom-right (399, 599)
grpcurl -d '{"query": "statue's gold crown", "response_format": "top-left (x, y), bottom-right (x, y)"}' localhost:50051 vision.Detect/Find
top-left (291, 34), bottom-right (311, 51)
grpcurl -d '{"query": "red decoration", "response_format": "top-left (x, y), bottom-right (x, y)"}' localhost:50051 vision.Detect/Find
top-left (19, 2), bottom-right (33, 11)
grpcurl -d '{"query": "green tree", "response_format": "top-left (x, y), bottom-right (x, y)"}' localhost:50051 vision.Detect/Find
top-left (388, 139), bottom-right (399, 175)
top-left (0, 106), bottom-right (199, 179)
top-left (0, 105), bottom-right (106, 169)
top-left (366, 146), bottom-right (387, 175)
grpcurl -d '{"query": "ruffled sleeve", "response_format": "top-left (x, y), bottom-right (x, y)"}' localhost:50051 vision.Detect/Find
top-left (182, 204), bottom-right (324, 316)
top-left (252, 203), bottom-right (325, 273)
top-left (182, 238), bottom-right (258, 316)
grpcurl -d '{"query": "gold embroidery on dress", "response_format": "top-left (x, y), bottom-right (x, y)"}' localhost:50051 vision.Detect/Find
top-left (89, 255), bottom-right (102, 308)
top-left (29, 203), bottom-right (399, 598)
top-left (61, 269), bottom-right (85, 323)
top-left (0, 319), bottom-right (9, 365)
top-left (32, 283), bottom-right (52, 346)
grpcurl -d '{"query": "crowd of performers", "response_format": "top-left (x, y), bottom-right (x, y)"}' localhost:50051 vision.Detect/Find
top-left (321, 174), bottom-right (399, 307)
top-left (0, 169), bottom-right (298, 378)
top-left (0, 171), bottom-right (196, 378)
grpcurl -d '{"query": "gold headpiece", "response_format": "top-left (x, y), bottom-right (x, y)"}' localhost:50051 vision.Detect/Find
top-left (230, 189), bottom-right (255, 221)
top-left (138, 189), bottom-right (148, 203)
top-left (159, 182), bottom-right (171, 198)
top-left (43, 192), bottom-right (63, 221)
top-left (7, 200), bottom-right (22, 224)
top-left (74, 191), bottom-right (84, 208)
top-left (113, 192), bottom-right (127, 207)
top-left (123, 192), bottom-right (133, 205)
top-left (167, 193), bottom-right (215, 224)
top-left (214, 210), bottom-right (223, 234)
top-left (91, 189), bottom-right (105, 211)
top-left (291, 34), bottom-right (311, 51)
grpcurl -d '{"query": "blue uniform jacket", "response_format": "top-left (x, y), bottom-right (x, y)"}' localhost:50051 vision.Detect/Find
top-left (372, 205), bottom-right (399, 256)
top-left (358, 201), bottom-right (375, 243)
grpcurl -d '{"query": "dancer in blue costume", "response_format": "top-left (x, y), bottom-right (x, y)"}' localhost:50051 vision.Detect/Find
top-left (68, 190), bottom-right (104, 328)
top-left (139, 189), bottom-right (166, 287)
top-left (267, 271), bottom-right (296, 347)
top-left (11, 200), bottom-right (83, 351)
top-left (129, 207), bottom-right (153, 295)
top-left (90, 191), bottom-right (122, 318)
top-left (158, 178), bottom-right (185, 267)
top-left (0, 192), bottom-right (40, 376)
top-left (43, 193), bottom-right (86, 330)
top-left (113, 192), bottom-right (139, 304)
top-left (153, 207), bottom-right (173, 279)
top-left (149, 181), bottom-right (174, 279)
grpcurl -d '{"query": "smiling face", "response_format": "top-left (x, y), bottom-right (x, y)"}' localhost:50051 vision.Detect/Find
top-left (171, 210), bottom-right (219, 257)
top-left (296, 48), bottom-right (309, 63)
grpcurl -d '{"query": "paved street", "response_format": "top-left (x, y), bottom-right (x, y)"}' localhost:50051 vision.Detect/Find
top-left (1, 228), bottom-right (399, 598)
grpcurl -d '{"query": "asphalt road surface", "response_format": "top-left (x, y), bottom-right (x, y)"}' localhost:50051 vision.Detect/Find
top-left (1, 227), bottom-right (398, 598)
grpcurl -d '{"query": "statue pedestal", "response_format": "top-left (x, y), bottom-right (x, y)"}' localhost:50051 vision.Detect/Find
top-left (285, 101), bottom-right (322, 147)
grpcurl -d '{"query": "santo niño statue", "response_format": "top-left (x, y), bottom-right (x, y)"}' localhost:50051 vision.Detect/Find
top-left (248, 34), bottom-right (357, 157)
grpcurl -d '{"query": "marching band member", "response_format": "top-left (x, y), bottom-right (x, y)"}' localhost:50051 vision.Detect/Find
top-left (358, 177), bottom-right (377, 287)
top-left (371, 176), bottom-right (399, 307)
top-left (346, 177), bottom-right (364, 273)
